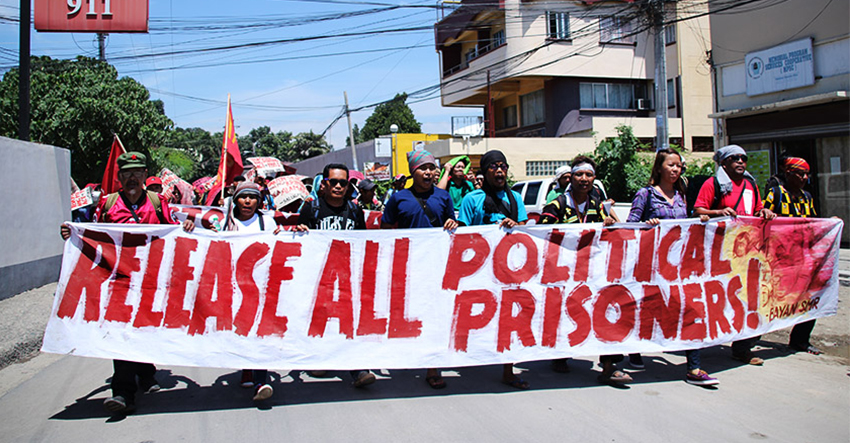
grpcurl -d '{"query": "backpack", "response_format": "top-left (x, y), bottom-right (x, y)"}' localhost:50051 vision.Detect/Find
top-left (483, 188), bottom-right (518, 225)
top-left (103, 191), bottom-right (166, 224)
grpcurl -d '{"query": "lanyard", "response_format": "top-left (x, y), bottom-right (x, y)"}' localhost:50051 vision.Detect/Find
top-left (569, 191), bottom-right (589, 224)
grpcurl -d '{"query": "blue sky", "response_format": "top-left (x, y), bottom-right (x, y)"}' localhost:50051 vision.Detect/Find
top-left (0, 0), bottom-right (481, 150)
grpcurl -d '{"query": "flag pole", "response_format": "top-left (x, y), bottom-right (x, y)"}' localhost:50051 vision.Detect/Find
top-left (114, 133), bottom-right (127, 154)
top-left (222, 94), bottom-right (230, 188)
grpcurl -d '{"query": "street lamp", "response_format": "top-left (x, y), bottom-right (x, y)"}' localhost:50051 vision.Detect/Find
top-left (390, 124), bottom-right (399, 177)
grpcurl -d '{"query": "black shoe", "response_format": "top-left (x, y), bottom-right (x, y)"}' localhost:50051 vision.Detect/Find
top-left (103, 396), bottom-right (136, 414)
top-left (628, 354), bottom-right (645, 369)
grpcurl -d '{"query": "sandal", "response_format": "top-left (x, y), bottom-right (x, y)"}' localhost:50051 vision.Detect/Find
top-left (598, 370), bottom-right (632, 384)
top-left (426, 375), bottom-right (447, 390)
top-left (502, 377), bottom-right (530, 390)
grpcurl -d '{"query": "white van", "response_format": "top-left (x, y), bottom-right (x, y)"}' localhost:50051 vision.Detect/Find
top-left (511, 178), bottom-right (631, 224)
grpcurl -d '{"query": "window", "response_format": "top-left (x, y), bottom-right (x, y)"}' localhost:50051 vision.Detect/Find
top-left (492, 29), bottom-right (506, 47)
top-left (524, 182), bottom-right (542, 205)
top-left (502, 105), bottom-right (517, 129)
top-left (664, 24), bottom-right (676, 44)
top-left (547, 11), bottom-right (570, 40)
top-left (667, 78), bottom-right (675, 108)
top-left (525, 160), bottom-right (570, 177)
top-left (520, 90), bottom-right (545, 126)
top-left (580, 82), bottom-right (644, 109)
top-left (600, 16), bottom-right (635, 44)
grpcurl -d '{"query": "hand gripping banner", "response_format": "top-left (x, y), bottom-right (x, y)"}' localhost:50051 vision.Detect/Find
top-left (42, 217), bottom-right (843, 370)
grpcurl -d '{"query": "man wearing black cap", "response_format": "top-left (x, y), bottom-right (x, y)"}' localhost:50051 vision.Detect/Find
top-left (355, 178), bottom-right (384, 212)
top-left (457, 150), bottom-right (530, 389)
top-left (60, 151), bottom-right (194, 415)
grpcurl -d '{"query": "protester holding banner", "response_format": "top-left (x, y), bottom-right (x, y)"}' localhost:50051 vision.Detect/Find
top-left (294, 163), bottom-right (377, 388)
top-left (457, 150), bottom-right (530, 390)
top-left (538, 156), bottom-right (627, 384)
top-left (694, 145), bottom-right (776, 366)
top-left (59, 151), bottom-right (193, 415)
top-left (627, 149), bottom-right (718, 386)
top-left (437, 156), bottom-right (475, 211)
top-left (222, 182), bottom-right (280, 401)
top-left (381, 151), bottom-right (458, 390)
top-left (763, 157), bottom-right (822, 356)
top-left (355, 179), bottom-right (384, 212)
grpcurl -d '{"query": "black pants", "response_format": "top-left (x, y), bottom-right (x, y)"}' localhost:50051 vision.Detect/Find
top-left (789, 320), bottom-right (817, 348)
top-left (731, 336), bottom-right (761, 356)
top-left (111, 359), bottom-right (156, 401)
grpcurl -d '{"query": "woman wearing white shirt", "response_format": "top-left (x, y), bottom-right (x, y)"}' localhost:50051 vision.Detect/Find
top-left (226, 182), bottom-right (280, 401)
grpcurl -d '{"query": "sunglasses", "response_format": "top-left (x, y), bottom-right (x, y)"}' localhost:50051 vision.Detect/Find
top-left (487, 163), bottom-right (509, 171)
top-left (324, 178), bottom-right (349, 188)
top-left (118, 170), bottom-right (146, 178)
top-left (727, 155), bottom-right (748, 163)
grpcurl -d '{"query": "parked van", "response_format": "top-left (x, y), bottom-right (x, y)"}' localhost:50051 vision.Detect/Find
top-left (511, 178), bottom-right (631, 224)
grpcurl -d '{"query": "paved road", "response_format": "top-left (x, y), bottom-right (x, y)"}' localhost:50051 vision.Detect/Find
top-left (0, 293), bottom-right (848, 442)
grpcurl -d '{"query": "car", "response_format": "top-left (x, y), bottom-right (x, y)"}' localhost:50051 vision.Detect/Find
top-left (511, 178), bottom-right (631, 224)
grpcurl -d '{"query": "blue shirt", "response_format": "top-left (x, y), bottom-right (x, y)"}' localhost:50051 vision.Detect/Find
top-left (382, 187), bottom-right (456, 229)
top-left (458, 189), bottom-right (528, 226)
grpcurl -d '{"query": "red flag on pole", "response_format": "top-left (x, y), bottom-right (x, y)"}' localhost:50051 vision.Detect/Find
top-left (101, 134), bottom-right (126, 195)
top-left (205, 95), bottom-right (243, 205)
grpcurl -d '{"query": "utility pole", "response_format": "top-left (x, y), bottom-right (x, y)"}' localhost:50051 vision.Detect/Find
top-left (344, 91), bottom-right (359, 171)
top-left (97, 33), bottom-right (107, 61)
top-left (650, 0), bottom-right (669, 151)
top-left (18, 0), bottom-right (30, 141)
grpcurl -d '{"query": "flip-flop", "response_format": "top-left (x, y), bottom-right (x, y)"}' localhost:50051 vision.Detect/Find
top-left (426, 375), bottom-right (447, 390)
top-left (806, 345), bottom-right (823, 355)
top-left (503, 377), bottom-right (530, 390)
top-left (598, 370), bottom-right (633, 384)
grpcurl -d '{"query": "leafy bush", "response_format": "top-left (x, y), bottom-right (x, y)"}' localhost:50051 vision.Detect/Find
top-left (591, 125), bottom-right (651, 202)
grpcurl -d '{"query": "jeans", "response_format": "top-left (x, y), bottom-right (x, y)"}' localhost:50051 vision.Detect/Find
top-left (111, 359), bottom-right (156, 402)
top-left (686, 349), bottom-right (701, 372)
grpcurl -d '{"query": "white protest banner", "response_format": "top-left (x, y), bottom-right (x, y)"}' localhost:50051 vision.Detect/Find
top-left (70, 187), bottom-right (94, 210)
top-left (43, 217), bottom-right (842, 370)
top-left (267, 176), bottom-right (309, 210)
top-left (246, 157), bottom-right (286, 178)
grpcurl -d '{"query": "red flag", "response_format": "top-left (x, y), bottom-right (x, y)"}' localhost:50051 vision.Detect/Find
top-left (101, 135), bottom-right (126, 195)
top-left (205, 96), bottom-right (243, 205)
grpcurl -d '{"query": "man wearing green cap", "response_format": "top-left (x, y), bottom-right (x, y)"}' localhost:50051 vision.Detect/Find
top-left (60, 151), bottom-right (192, 415)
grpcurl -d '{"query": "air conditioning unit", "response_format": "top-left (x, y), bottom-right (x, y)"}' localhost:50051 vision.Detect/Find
top-left (636, 98), bottom-right (650, 110)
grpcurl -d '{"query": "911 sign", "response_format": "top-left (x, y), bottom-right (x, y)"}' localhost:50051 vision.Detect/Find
top-left (35, 0), bottom-right (149, 33)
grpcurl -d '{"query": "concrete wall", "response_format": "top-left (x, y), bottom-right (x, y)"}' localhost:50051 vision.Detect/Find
top-left (0, 137), bottom-right (71, 300)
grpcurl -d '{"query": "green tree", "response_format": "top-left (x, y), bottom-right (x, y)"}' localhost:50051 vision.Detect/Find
top-left (291, 131), bottom-right (331, 161)
top-left (345, 123), bottom-right (362, 148)
top-left (592, 125), bottom-right (651, 202)
top-left (162, 127), bottom-right (220, 180)
top-left (359, 93), bottom-right (421, 141)
top-left (0, 56), bottom-right (173, 184)
top-left (238, 126), bottom-right (294, 161)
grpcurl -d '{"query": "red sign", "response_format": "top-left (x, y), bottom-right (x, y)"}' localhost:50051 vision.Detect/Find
top-left (35, 0), bottom-right (149, 33)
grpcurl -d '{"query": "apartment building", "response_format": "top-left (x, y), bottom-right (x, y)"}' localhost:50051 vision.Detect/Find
top-left (708, 0), bottom-right (849, 243)
top-left (434, 0), bottom-right (714, 157)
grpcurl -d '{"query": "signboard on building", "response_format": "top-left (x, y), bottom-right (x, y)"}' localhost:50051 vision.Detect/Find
top-left (363, 162), bottom-right (391, 181)
top-left (747, 150), bottom-right (771, 190)
top-left (745, 39), bottom-right (814, 96)
top-left (35, 0), bottom-right (149, 33)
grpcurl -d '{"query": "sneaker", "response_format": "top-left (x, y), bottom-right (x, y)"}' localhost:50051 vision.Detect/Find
top-left (139, 376), bottom-right (160, 394)
top-left (551, 358), bottom-right (571, 373)
top-left (240, 370), bottom-right (254, 388)
top-left (252, 384), bottom-right (273, 401)
top-left (732, 352), bottom-right (764, 366)
top-left (352, 371), bottom-right (376, 388)
top-left (686, 370), bottom-right (719, 386)
top-left (103, 396), bottom-right (136, 414)
top-left (628, 354), bottom-right (645, 369)
top-left (307, 370), bottom-right (328, 378)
